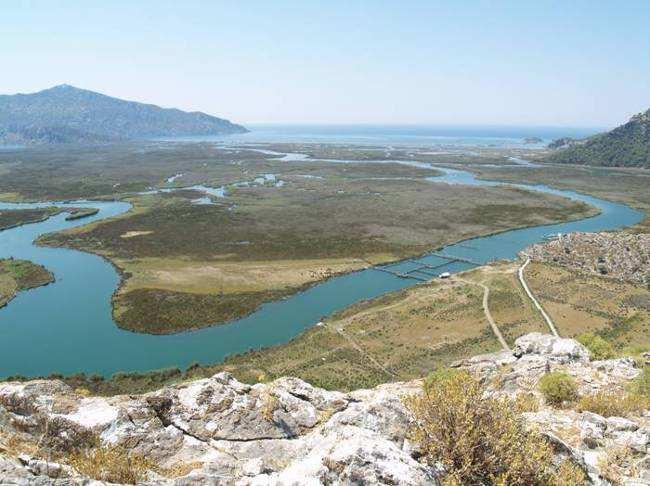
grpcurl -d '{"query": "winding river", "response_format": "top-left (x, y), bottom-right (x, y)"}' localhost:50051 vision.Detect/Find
top-left (0, 157), bottom-right (643, 378)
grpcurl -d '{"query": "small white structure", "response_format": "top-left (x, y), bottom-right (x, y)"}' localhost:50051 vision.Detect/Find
top-left (439, 272), bottom-right (451, 279)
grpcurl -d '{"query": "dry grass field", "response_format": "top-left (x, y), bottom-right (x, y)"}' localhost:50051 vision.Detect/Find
top-left (44, 258), bottom-right (650, 395)
top-left (203, 261), bottom-right (649, 391)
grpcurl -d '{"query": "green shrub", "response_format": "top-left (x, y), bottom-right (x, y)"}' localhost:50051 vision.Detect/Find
top-left (406, 371), bottom-right (586, 484)
top-left (538, 372), bottom-right (578, 406)
top-left (576, 333), bottom-right (614, 360)
top-left (423, 368), bottom-right (466, 389)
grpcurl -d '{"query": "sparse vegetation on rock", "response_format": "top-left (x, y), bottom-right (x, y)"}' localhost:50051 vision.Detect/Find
top-left (0, 333), bottom-right (646, 484)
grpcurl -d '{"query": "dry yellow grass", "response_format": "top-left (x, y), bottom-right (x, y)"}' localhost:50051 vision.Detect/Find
top-left (524, 262), bottom-right (650, 346)
top-left (116, 256), bottom-right (389, 295)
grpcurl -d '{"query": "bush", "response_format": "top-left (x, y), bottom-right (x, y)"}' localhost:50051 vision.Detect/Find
top-left (576, 333), bottom-right (614, 360)
top-left (406, 370), bottom-right (586, 485)
top-left (577, 391), bottom-right (648, 418)
top-left (538, 372), bottom-right (578, 406)
top-left (423, 368), bottom-right (465, 389)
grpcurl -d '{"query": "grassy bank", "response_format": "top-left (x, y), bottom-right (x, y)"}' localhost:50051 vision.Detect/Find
top-left (0, 207), bottom-right (62, 230)
top-left (0, 258), bottom-right (54, 308)
top-left (12, 260), bottom-right (647, 396)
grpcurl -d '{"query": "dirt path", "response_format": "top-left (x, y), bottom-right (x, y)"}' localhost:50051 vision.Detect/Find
top-left (518, 258), bottom-right (560, 337)
top-left (324, 323), bottom-right (397, 378)
top-left (455, 277), bottom-right (510, 351)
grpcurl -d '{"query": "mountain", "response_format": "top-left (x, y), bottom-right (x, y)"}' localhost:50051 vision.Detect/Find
top-left (0, 84), bottom-right (247, 144)
top-left (546, 109), bottom-right (650, 168)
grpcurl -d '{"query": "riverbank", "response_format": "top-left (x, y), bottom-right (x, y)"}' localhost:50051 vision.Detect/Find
top-left (38, 167), bottom-right (597, 334)
top-left (27, 256), bottom-right (649, 396)
top-left (0, 145), bottom-right (643, 379)
top-left (0, 259), bottom-right (54, 309)
top-left (0, 207), bottom-right (63, 231)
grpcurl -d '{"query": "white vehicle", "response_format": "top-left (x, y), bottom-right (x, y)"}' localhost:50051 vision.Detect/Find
top-left (439, 272), bottom-right (451, 279)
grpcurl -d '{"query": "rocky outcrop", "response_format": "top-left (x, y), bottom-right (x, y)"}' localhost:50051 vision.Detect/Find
top-left (0, 333), bottom-right (647, 485)
top-left (0, 373), bottom-right (432, 485)
top-left (522, 232), bottom-right (650, 286)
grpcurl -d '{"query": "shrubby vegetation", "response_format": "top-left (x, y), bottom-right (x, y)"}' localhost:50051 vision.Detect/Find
top-left (406, 369), bottom-right (586, 485)
top-left (546, 109), bottom-right (650, 168)
top-left (629, 366), bottom-right (650, 396)
top-left (576, 332), bottom-right (615, 360)
top-left (538, 372), bottom-right (578, 406)
top-left (577, 391), bottom-right (647, 418)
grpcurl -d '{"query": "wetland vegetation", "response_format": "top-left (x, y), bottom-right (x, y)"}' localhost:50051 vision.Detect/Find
top-left (30, 143), bottom-right (597, 333)
top-left (0, 207), bottom-right (62, 230)
top-left (1, 140), bottom-right (647, 386)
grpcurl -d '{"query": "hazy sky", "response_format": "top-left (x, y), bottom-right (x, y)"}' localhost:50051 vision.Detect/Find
top-left (3, 1), bottom-right (649, 127)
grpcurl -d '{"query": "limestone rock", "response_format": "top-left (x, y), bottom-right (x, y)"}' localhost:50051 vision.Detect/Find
top-left (512, 332), bottom-right (590, 363)
top-left (0, 333), bottom-right (647, 484)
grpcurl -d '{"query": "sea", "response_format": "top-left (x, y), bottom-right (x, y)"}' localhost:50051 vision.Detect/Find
top-left (162, 123), bottom-right (604, 148)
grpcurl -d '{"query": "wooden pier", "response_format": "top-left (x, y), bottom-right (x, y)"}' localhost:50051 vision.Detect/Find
top-left (373, 251), bottom-right (487, 283)
top-left (374, 267), bottom-right (428, 281)
top-left (430, 252), bottom-right (485, 266)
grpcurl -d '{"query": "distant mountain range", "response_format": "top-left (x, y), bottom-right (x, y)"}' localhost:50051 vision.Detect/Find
top-left (0, 85), bottom-right (247, 145)
top-left (546, 109), bottom-right (650, 168)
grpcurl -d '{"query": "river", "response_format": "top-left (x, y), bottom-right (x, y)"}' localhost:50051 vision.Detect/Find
top-left (0, 155), bottom-right (643, 378)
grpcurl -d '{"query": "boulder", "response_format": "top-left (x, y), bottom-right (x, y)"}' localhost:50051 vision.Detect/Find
top-left (513, 333), bottom-right (590, 363)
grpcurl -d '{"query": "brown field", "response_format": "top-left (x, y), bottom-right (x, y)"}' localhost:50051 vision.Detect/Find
top-left (201, 261), bottom-right (650, 392)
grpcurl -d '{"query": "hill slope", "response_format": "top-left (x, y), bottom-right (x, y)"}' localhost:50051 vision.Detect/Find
top-left (546, 109), bottom-right (650, 168)
top-left (0, 84), bottom-right (247, 144)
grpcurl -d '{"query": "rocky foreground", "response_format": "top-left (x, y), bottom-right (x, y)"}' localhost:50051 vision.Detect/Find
top-left (0, 333), bottom-right (648, 485)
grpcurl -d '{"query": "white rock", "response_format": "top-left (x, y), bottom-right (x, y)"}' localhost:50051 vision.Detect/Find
top-left (606, 416), bottom-right (639, 432)
top-left (513, 332), bottom-right (590, 363)
top-left (0, 333), bottom-right (646, 485)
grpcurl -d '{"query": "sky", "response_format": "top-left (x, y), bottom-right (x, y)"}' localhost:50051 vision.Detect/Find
top-left (2, 1), bottom-right (649, 127)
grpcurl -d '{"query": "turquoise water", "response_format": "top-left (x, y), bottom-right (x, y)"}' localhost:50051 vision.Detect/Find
top-left (0, 161), bottom-right (642, 378)
top-left (158, 124), bottom-right (602, 148)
